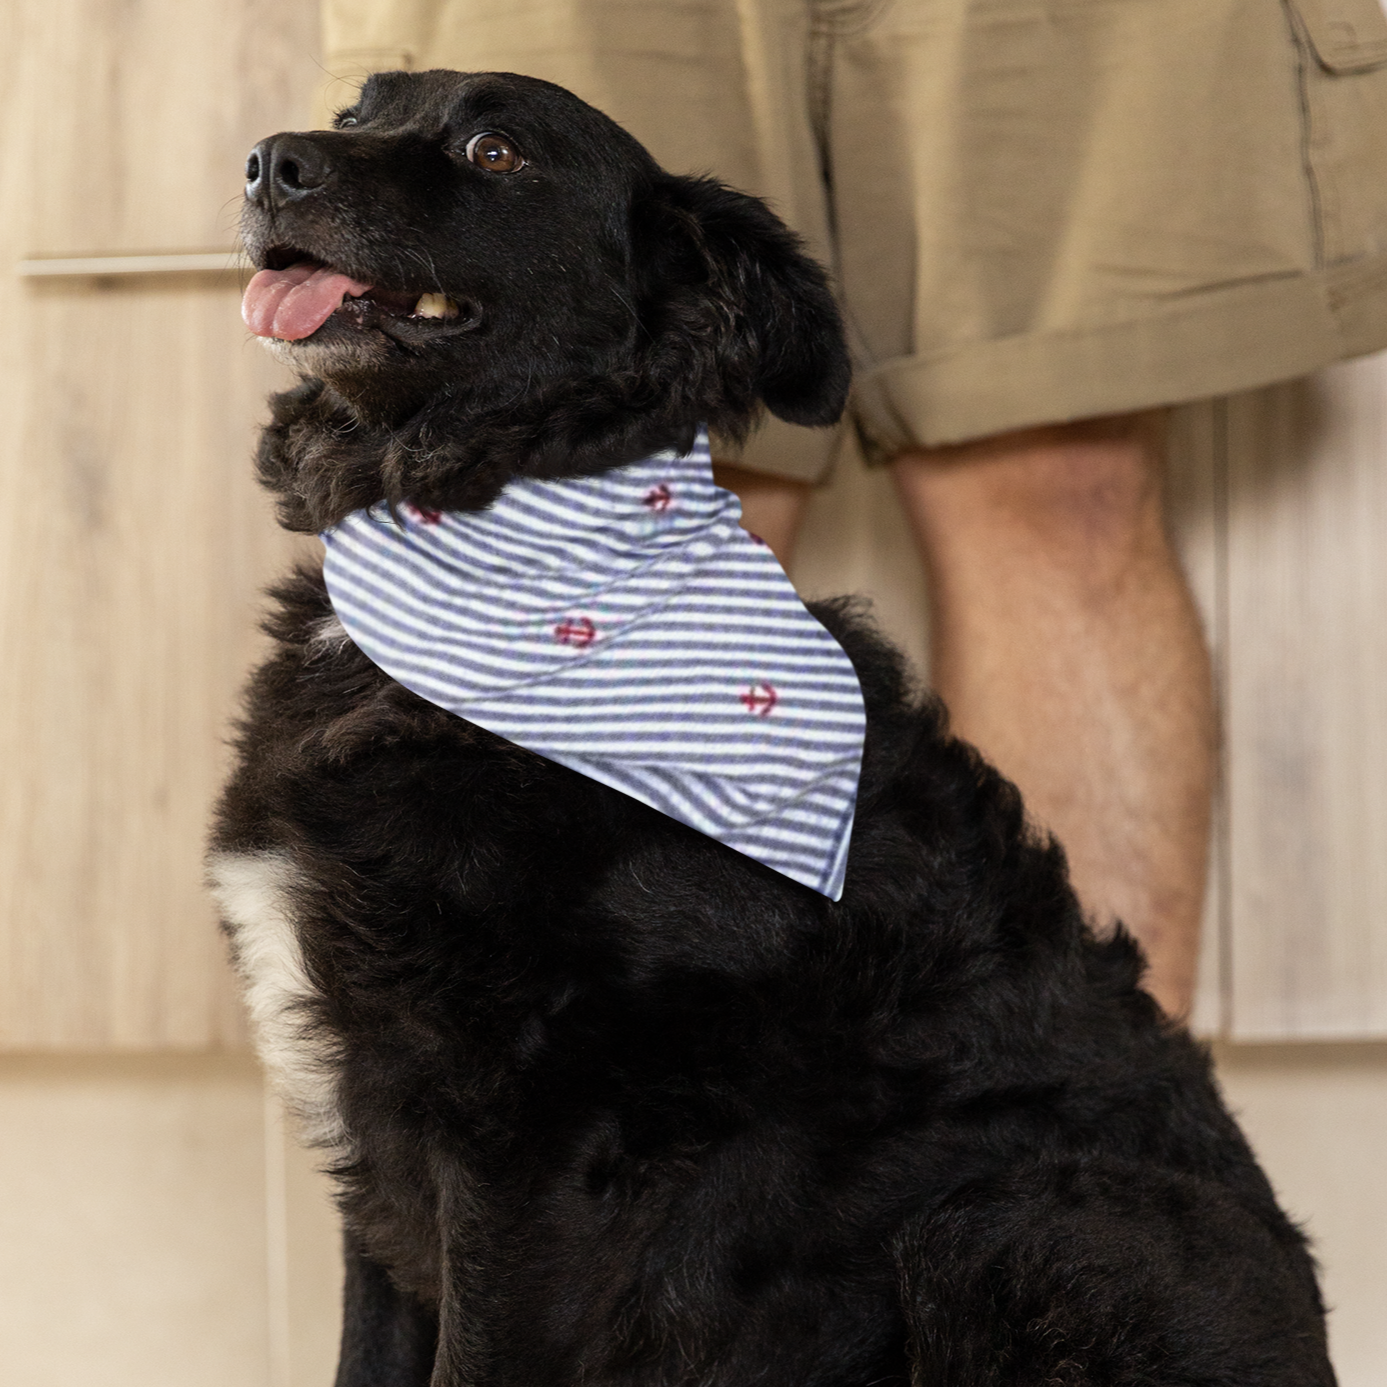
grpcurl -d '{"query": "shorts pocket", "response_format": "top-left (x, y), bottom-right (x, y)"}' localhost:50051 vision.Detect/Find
top-left (1292, 0), bottom-right (1387, 72)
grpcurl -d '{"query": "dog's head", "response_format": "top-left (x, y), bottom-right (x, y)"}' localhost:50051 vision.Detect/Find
top-left (241, 70), bottom-right (850, 528)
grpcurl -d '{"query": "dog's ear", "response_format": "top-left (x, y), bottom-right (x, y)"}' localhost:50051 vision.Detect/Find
top-left (632, 175), bottom-right (852, 434)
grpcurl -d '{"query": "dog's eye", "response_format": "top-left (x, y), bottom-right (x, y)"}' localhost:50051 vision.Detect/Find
top-left (334, 110), bottom-right (359, 129)
top-left (466, 132), bottom-right (524, 173)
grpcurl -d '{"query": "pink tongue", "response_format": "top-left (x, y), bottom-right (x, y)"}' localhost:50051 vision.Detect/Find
top-left (241, 262), bottom-right (375, 341)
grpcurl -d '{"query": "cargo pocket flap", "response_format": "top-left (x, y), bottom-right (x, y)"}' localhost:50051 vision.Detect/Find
top-left (1293, 0), bottom-right (1387, 72)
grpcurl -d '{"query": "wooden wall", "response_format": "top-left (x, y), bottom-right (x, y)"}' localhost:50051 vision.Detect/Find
top-left (1, 8), bottom-right (1386, 1386)
top-left (0, 0), bottom-right (318, 1048)
top-left (1223, 365), bottom-right (1387, 1038)
top-left (2, 0), bottom-right (1385, 1048)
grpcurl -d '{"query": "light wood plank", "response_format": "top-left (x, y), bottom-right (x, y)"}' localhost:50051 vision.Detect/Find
top-left (0, 1053), bottom-right (272, 1387)
top-left (266, 1095), bottom-right (346, 1387)
top-left (1224, 362), bottom-right (1387, 1038)
top-left (0, 0), bottom-right (319, 1048)
top-left (18, 0), bottom-right (316, 258)
top-left (0, 283), bottom-right (286, 1046)
top-left (17, 252), bottom-right (249, 276)
top-left (1214, 1041), bottom-right (1387, 1386)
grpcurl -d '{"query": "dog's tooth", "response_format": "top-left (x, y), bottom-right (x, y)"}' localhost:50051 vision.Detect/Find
top-left (414, 293), bottom-right (459, 320)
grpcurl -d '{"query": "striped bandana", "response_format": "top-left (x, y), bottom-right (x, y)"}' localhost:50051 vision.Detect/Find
top-left (320, 428), bottom-right (866, 899)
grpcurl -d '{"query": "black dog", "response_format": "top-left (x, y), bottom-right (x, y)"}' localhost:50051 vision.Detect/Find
top-left (210, 70), bottom-right (1335, 1387)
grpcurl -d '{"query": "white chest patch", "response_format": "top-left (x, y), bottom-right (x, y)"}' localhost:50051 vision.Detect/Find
top-left (207, 849), bottom-right (347, 1155)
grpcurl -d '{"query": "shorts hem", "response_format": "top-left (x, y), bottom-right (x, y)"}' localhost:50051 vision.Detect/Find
top-left (852, 254), bottom-right (1387, 453)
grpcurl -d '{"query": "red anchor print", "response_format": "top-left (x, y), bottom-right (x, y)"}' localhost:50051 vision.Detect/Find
top-left (406, 503), bottom-right (442, 525)
top-left (740, 681), bottom-right (778, 716)
top-left (642, 483), bottom-right (673, 512)
top-left (553, 616), bottom-right (597, 648)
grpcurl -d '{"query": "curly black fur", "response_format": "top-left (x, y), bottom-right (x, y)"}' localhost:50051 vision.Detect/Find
top-left (246, 71), bottom-right (848, 529)
top-left (212, 69), bottom-right (1335, 1387)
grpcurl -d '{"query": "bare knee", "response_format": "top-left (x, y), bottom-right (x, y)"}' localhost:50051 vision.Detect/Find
top-left (893, 412), bottom-right (1169, 575)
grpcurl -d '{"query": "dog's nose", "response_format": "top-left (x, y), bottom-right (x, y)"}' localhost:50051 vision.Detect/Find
top-left (245, 135), bottom-right (331, 206)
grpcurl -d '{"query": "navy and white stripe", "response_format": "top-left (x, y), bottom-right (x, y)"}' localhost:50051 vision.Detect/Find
top-left (321, 428), bottom-right (866, 898)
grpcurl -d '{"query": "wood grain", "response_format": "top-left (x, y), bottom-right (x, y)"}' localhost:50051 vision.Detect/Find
top-left (18, 253), bottom-right (249, 276)
top-left (1224, 364), bottom-right (1387, 1039)
top-left (0, 0), bottom-right (319, 1048)
top-left (0, 1054), bottom-right (273, 1385)
top-left (7, 0), bottom-right (1385, 1048)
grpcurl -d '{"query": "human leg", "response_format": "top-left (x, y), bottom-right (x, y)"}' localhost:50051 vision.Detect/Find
top-left (714, 414), bottom-right (1213, 1015)
top-left (890, 413), bottom-right (1214, 1018)
top-left (710, 462), bottom-right (811, 564)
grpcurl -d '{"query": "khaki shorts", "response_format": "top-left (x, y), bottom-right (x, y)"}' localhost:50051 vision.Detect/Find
top-left (322, 0), bottom-right (1387, 482)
